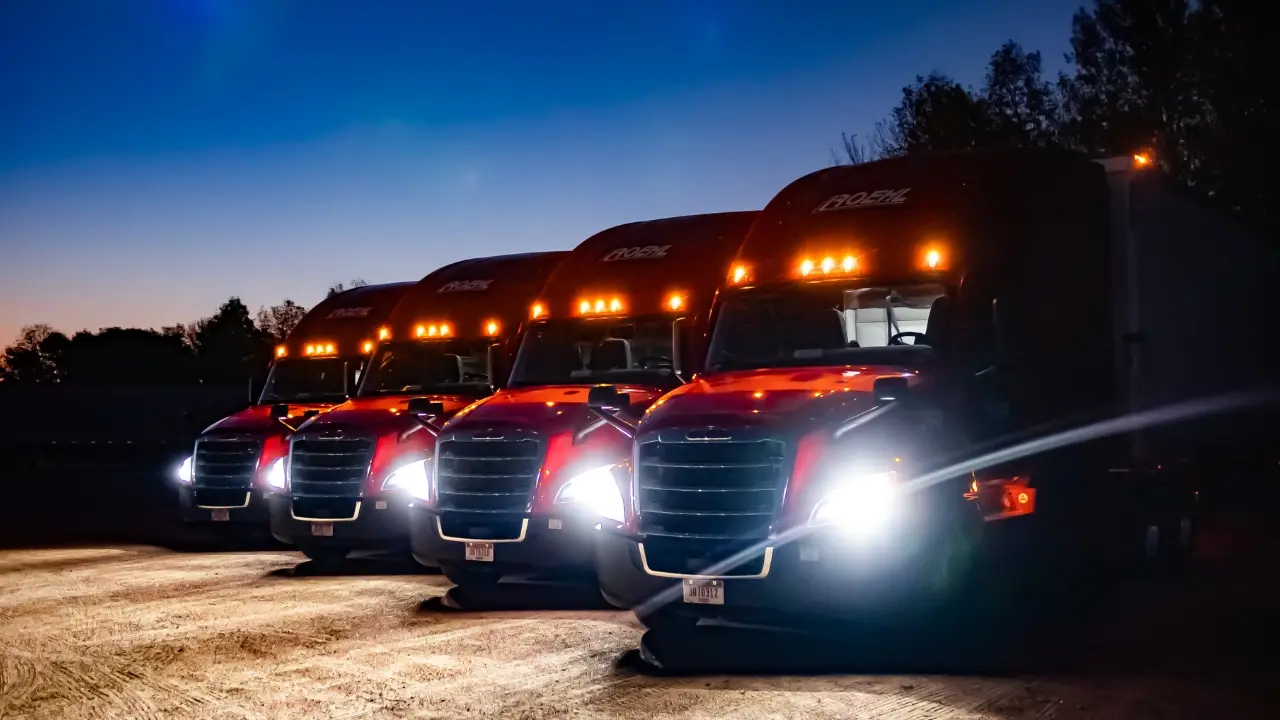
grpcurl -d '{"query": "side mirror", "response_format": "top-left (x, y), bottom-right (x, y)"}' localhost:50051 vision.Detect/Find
top-left (671, 317), bottom-right (687, 383)
top-left (487, 343), bottom-right (507, 391)
top-left (873, 377), bottom-right (911, 403)
top-left (587, 385), bottom-right (630, 413)
top-left (270, 403), bottom-right (290, 419)
top-left (407, 398), bottom-right (445, 417)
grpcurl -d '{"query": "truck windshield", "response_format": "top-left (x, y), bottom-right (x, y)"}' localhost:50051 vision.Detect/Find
top-left (259, 357), bottom-right (362, 404)
top-left (707, 283), bottom-right (950, 372)
top-left (510, 316), bottom-right (678, 389)
top-left (358, 339), bottom-right (492, 397)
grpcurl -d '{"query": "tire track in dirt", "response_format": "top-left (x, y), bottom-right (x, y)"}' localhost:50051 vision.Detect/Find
top-left (0, 647), bottom-right (39, 714)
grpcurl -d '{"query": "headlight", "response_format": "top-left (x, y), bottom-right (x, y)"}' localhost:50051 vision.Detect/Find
top-left (809, 470), bottom-right (899, 539)
top-left (383, 458), bottom-right (431, 502)
top-left (265, 458), bottom-right (287, 490)
top-left (554, 464), bottom-right (624, 523)
top-left (175, 456), bottom-right (193, 484)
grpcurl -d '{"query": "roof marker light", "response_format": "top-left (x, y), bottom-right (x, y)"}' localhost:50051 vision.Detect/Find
top-left (820, 257), bottom-right (835, 274)
top-left (729, 264), bottom-right (750, 285)
top-left (485, 320), bottom-right (500, 336)
top-left (531, 303), bottom-right (546, 319)
top-left (667, 293), bottom-right (685, 311)
top-left (800, 258), bottom-right (815, 277)
top-left (362, 341), bottom-right (374, 354)
top-left (276, 345), bottom-right (287, 358)
top-left (842, 255), bottom-right (856, 273)
top-left (378, 326), bottom-right (391, 341)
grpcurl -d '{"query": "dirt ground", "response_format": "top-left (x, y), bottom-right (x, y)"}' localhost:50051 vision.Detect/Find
top-left (0, 544), bottom-right (1270, 720)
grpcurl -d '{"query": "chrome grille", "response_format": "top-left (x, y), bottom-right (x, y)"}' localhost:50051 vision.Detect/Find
top-left (636, 436), bottom-right (785, 540)
top-left (289, 437), bottom-right (373, 497)
top-left (435, 438), bottom-right (541, 513)
top-left (193, 437), bottom-right (262, 490)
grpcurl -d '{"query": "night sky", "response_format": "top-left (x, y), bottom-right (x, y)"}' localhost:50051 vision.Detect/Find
top-left (0, 0), bottom-right (1078, 343)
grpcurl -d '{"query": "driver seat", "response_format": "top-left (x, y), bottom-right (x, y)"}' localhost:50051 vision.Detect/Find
top-left (590, 338), bottom-right (632, 372)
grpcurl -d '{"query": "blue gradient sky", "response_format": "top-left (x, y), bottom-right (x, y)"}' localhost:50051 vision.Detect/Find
top-left (0, 0), bottom-right (1079, 343)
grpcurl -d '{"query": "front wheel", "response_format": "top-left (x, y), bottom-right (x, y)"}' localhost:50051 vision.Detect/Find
top-left (443, 566), bottom-right (502, 587)
top-left (300, 544), bottom-right (350, 568)
top-left (635, 604), bottom-right (699, 634)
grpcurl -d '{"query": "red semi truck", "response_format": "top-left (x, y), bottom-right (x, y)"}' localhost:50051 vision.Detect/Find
top-left (268, 252), bottom-right (565, 565)
top-left (594, 149), bottom-right (1279, 630)
top-left (409, 213), bottom-right (758, 589)
top-left (176, 282), bottom-right (413, 529)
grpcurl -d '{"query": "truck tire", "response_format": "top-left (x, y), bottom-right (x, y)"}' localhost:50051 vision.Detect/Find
top-left (443, 566), bottom-right (502, 587)
top-left (300, 545), bottom-right (350, 567)
top-left (635, 604), bottom-right (698, 634)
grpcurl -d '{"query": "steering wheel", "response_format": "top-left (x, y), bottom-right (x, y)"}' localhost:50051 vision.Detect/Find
top-left (639, 356), bottom-right (673, 370)
top-left (888, 331), bottom-right (928, 346)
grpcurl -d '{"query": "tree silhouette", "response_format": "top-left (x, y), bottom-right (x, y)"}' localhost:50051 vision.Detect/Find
top-left (193, 297), bottom-right (272, 383)
top-left (985, 42), bottom-right (1061, 148)
top-left (256, 300), bottom-right (308, 342)
top-left (326, 278), bottom-right (369, 298)
top-left (0, 325), bottom-right (68, 383)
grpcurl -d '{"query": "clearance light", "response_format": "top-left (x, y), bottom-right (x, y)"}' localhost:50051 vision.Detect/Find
top-left (484, 320), bottom-right (501, 336)
top-left (922, 247), bottom-right (946, 271)
top-left (666, 293), bottom-right (685, 311)
top-left (531, 303), bottom-right (547, 319)
top-left (275, 345), bottom-right (287, 358)
top-left (800, 255), bottom-right (862, 278)
top-left (579, 296), bottom-right (626, 315)
top-left (361, 341), bottom-right (374, 354)
top-left (1133, 152), bottom-right (1152, 168)
top-left (325, 343), bottom-right (335, 354)
top-left (728, 264), bottom-right (751, 285)
top-left (377, 325), bottom-right (391, 341)
top-left (415, 325), bottom-right (427, 338)
top-left (439, 323), bottom-right (451, 337)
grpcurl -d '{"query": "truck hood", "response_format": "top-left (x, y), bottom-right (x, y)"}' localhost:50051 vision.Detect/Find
top-left (443, 384), bottom-right (663, 436)
top-left (640, 366), bottom-right (923, 433)
top-left (201, 403), bottom-right (335, 436)
top-left (298, 394), bottom-right (479, 435)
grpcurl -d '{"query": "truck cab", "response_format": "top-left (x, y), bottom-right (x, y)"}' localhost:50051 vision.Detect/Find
top-left (597, 149), bottom-right (1231, 630)
top-left (176, 282), bottom-right (413, 531)
top-left (409, 213), bottom-right (758, 589)
top-left (267, 252), bottom-right (565, 565)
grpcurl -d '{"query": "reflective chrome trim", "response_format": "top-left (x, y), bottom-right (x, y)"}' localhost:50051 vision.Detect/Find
top-left (637, 543), bottom-right (774, 579)
top-left (291, 500), bottom-right (362, 522)
top-left (195, 492), bottom-right (252, 510)
top-left (436, 516), bottom-right (529, 543)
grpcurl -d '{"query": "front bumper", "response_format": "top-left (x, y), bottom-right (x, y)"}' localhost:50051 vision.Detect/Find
top-left (596, 524), bottom-right (977, 622)
top-left (409, 506), bottom-right (598, 577)
top-left (268, 494), bottom-right (412, 550)
top-left (178, 485), bottom-right (270, 525)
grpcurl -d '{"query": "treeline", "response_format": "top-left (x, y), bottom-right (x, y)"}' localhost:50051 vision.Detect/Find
top-left (839, 0), bottom-right (1273, 233)
top-left (1, 279), bottom-right (366, 385)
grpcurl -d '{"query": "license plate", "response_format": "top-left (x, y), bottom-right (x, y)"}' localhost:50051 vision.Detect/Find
top-left (682, 579), bottom-right (724, 605)
top-left (465, 542), bottom-right (494, 562)
top-left (211, 509), bottom-right (230, 522)
top-left (310, 523), bottom-right (334, 537)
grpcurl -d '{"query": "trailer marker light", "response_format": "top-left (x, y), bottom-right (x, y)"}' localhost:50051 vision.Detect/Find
top-left (667, 293), bottom-right (685, 311)
top-left (378, 325), bottom-right (391, 341)
top-left (276, 345), bottom-right (287, 358)
top-left (485, 320), bottom-right (500, 336)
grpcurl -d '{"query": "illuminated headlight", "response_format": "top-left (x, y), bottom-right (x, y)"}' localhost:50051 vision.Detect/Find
top-left (383, 459), bottom-right (432, 502)
top-left (809, 471), bottom-right (899, 539)
top-left (265, 458), bottom-right (287, 490)
top-left (175, 456), bottom-right (193, 484)
top-left (554, 464), bottom-right (624, 523)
